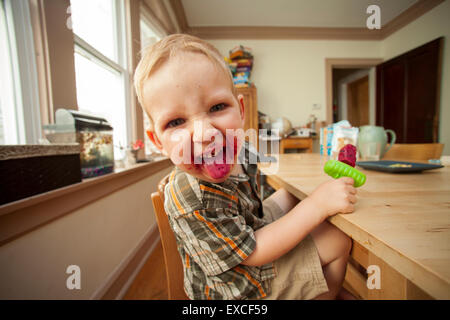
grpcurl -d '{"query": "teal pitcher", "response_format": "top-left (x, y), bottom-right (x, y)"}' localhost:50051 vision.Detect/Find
top-left (358, 126), bottom-right (396, 160)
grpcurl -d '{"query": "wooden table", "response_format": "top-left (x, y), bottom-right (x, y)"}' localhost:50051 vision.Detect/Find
top-left (280, 137), bottom-right (313, 153)
top-left (259, 153), bottom-right (450, 299)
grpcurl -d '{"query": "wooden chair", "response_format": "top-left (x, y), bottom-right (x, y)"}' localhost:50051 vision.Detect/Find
top-left (382, 143), bottom-right (444, 162)
top-left (151, 175), bottom-right (189, 300)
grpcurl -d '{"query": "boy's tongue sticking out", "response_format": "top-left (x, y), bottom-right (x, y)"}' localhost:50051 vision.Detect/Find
top-left (203, 152), bottom-right (230, 180)
top-left (195, 137), bottom-right (239, 181)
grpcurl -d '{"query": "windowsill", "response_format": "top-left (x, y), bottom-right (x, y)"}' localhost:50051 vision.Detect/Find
top-left (0, 157), bottom-right (173, 246)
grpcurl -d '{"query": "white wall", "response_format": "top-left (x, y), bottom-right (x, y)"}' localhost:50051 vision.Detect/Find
top-left (381, 0), bottom-right (450, 155)
top-left (0, 166), bottom-right (173, 299)
top-left (210, 39), bottom-right (382, 127)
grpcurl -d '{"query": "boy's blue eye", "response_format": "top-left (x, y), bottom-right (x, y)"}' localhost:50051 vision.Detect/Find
top-left (210, 103), bottom-right (226, 113)
top-left (166, 118), bottom-right (185, 128)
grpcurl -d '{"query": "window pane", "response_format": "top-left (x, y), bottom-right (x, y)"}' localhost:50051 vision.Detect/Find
top-left (140, 19), bottom-right (160, 49)
top-left (70, 0), bottom-right (117, 62)
top-left (0, 1), bottom-right (8, 144)
top-left (0, 0), bottom-right (19, 144)
top-left (140, 19), bottom-right (160, 156)
top-left (74, 50), bottom-right (126, 160)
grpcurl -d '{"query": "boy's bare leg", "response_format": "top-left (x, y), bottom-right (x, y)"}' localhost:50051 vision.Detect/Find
top-left (336, 286), bottom-right (357, 300)
top-left (266, 188), bottom-right (299, 214)
top-left (310, 221), bottom-right (353, 300)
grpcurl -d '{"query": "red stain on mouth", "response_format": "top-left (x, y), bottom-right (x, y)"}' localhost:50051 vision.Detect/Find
top-left (190, 136), bottom-right (239, 180)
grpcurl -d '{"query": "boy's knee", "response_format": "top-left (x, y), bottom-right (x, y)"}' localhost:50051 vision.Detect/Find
top-left (314, 222), bottom-right (352, 258)
top-left (331, 226), bottom-right (352, 256)
top-left (340, 231), bottom-right (352, 255)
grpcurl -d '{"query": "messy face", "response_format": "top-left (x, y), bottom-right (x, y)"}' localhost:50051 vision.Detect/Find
top-left (142, 52), bottom-right (245, 183)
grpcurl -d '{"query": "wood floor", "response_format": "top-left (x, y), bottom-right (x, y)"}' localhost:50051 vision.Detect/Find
top-left (123, 240), bottom-right (168, 300)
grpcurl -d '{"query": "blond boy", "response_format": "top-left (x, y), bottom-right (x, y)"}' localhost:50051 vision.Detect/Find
top-left (134, 34), bottom-right (356, 300)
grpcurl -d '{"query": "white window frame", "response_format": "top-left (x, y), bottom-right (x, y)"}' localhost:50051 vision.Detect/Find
top-left (139, 8), bottom-right (166, 156)
top-left (72, 0), bottom-right (132, 154)
top-left (1, 0), bottom-right (41, 144)
top-left (140, 5), bottom-right (167, 40)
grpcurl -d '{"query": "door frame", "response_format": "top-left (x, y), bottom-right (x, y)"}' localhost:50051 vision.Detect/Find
top-left (325, 58), bottom-right (383, 124)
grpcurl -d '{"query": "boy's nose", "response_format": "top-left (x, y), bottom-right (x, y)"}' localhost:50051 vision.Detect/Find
top-left (192, 118), bottom-right (220, 143)
top-left (191, 118), bottom-right (222, 155)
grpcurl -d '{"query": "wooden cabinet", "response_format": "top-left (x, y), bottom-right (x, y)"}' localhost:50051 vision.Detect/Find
top-left (376, 37), bottom-right (442, 143)
top-left (236, 85), bottom-right (258, 148)
top-left (280, 137), bottom-right (313, 153)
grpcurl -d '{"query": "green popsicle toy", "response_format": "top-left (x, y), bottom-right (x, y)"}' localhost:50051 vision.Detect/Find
top-left (324, 159), bottom-right (366, 187)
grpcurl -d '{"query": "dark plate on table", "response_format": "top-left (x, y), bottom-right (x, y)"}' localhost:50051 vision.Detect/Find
top-left (356, 160), bottom-right (443, 173)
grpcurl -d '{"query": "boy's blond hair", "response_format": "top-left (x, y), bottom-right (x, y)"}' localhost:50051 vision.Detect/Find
top-left (134, 34), bottom-right (235, 130)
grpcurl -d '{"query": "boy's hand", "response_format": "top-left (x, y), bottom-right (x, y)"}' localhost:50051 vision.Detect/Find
top-left (308, 177), bottom-right (357, 219)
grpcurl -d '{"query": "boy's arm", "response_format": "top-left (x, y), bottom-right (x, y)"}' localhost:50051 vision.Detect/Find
top-left (241, 177), bottom-right (356, 267)
top-left (241, 197), bottom-right (323, 266)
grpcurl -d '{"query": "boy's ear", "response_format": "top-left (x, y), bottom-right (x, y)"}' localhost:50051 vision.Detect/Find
top-left (237, 94), bottom-right (245, 122)
top-left (146, 130), bottom-right (165, 153)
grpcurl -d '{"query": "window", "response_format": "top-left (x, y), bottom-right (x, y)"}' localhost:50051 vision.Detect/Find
top-left (0, 0), bottom-right (14, 144)
top-left (140, 15), bottom-right (162, 156)
top-left (70, 0), bottom-right (130, 159)
top-left (140, 18), bottom-right (161, 49)
top-left (0, 0), bottom-right (41, 145)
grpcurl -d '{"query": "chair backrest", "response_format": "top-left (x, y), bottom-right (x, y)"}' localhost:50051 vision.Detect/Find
top-left (151, 175), bottom-right (189, 300)
top-left (383, 143), bottom-right (444, 162)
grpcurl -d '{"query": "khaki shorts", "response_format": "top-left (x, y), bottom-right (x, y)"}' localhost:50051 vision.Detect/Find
top-left (261, 198), bottom-right (329, 300)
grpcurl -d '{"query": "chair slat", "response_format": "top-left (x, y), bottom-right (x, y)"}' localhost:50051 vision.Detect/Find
top-left (151, 174), bottom-right (189, 300)
top-left (382, 143), bottom-right (444, 161)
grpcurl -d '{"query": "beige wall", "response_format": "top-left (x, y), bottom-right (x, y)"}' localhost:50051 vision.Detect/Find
top-left (210, 39), bottom-right (382, 127)
top-left (0, 166), bottom-right (172, 299)
top-left (381, 0), bottom-right (450, 155)
top-left (210, 0), bottom-right (450, 155)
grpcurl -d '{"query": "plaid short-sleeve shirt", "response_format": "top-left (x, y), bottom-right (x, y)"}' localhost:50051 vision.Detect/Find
top-left (164, 142), bottom-right (276, 300)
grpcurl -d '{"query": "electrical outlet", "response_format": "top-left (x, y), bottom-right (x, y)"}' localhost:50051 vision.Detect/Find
top-left (312, 103), bottom-right (321, 110)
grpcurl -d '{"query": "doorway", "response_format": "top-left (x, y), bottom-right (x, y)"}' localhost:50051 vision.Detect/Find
top-left (347, 75), bottom-right (369, 126)
top-left (325, 58), bottom-right (383, 125)
top-left (332, 68), bottom-right (371, 126)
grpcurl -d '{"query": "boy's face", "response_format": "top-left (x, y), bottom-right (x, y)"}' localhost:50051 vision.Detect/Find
top-left (142, 52), bottom-right (245, 183)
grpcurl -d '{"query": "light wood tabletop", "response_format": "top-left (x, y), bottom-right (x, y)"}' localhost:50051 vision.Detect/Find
top-left (259, 153), bottom-right (450, 299)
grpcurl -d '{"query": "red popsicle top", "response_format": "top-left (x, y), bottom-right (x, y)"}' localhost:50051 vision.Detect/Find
top-left (338, 144), bottom-right (357, 167)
